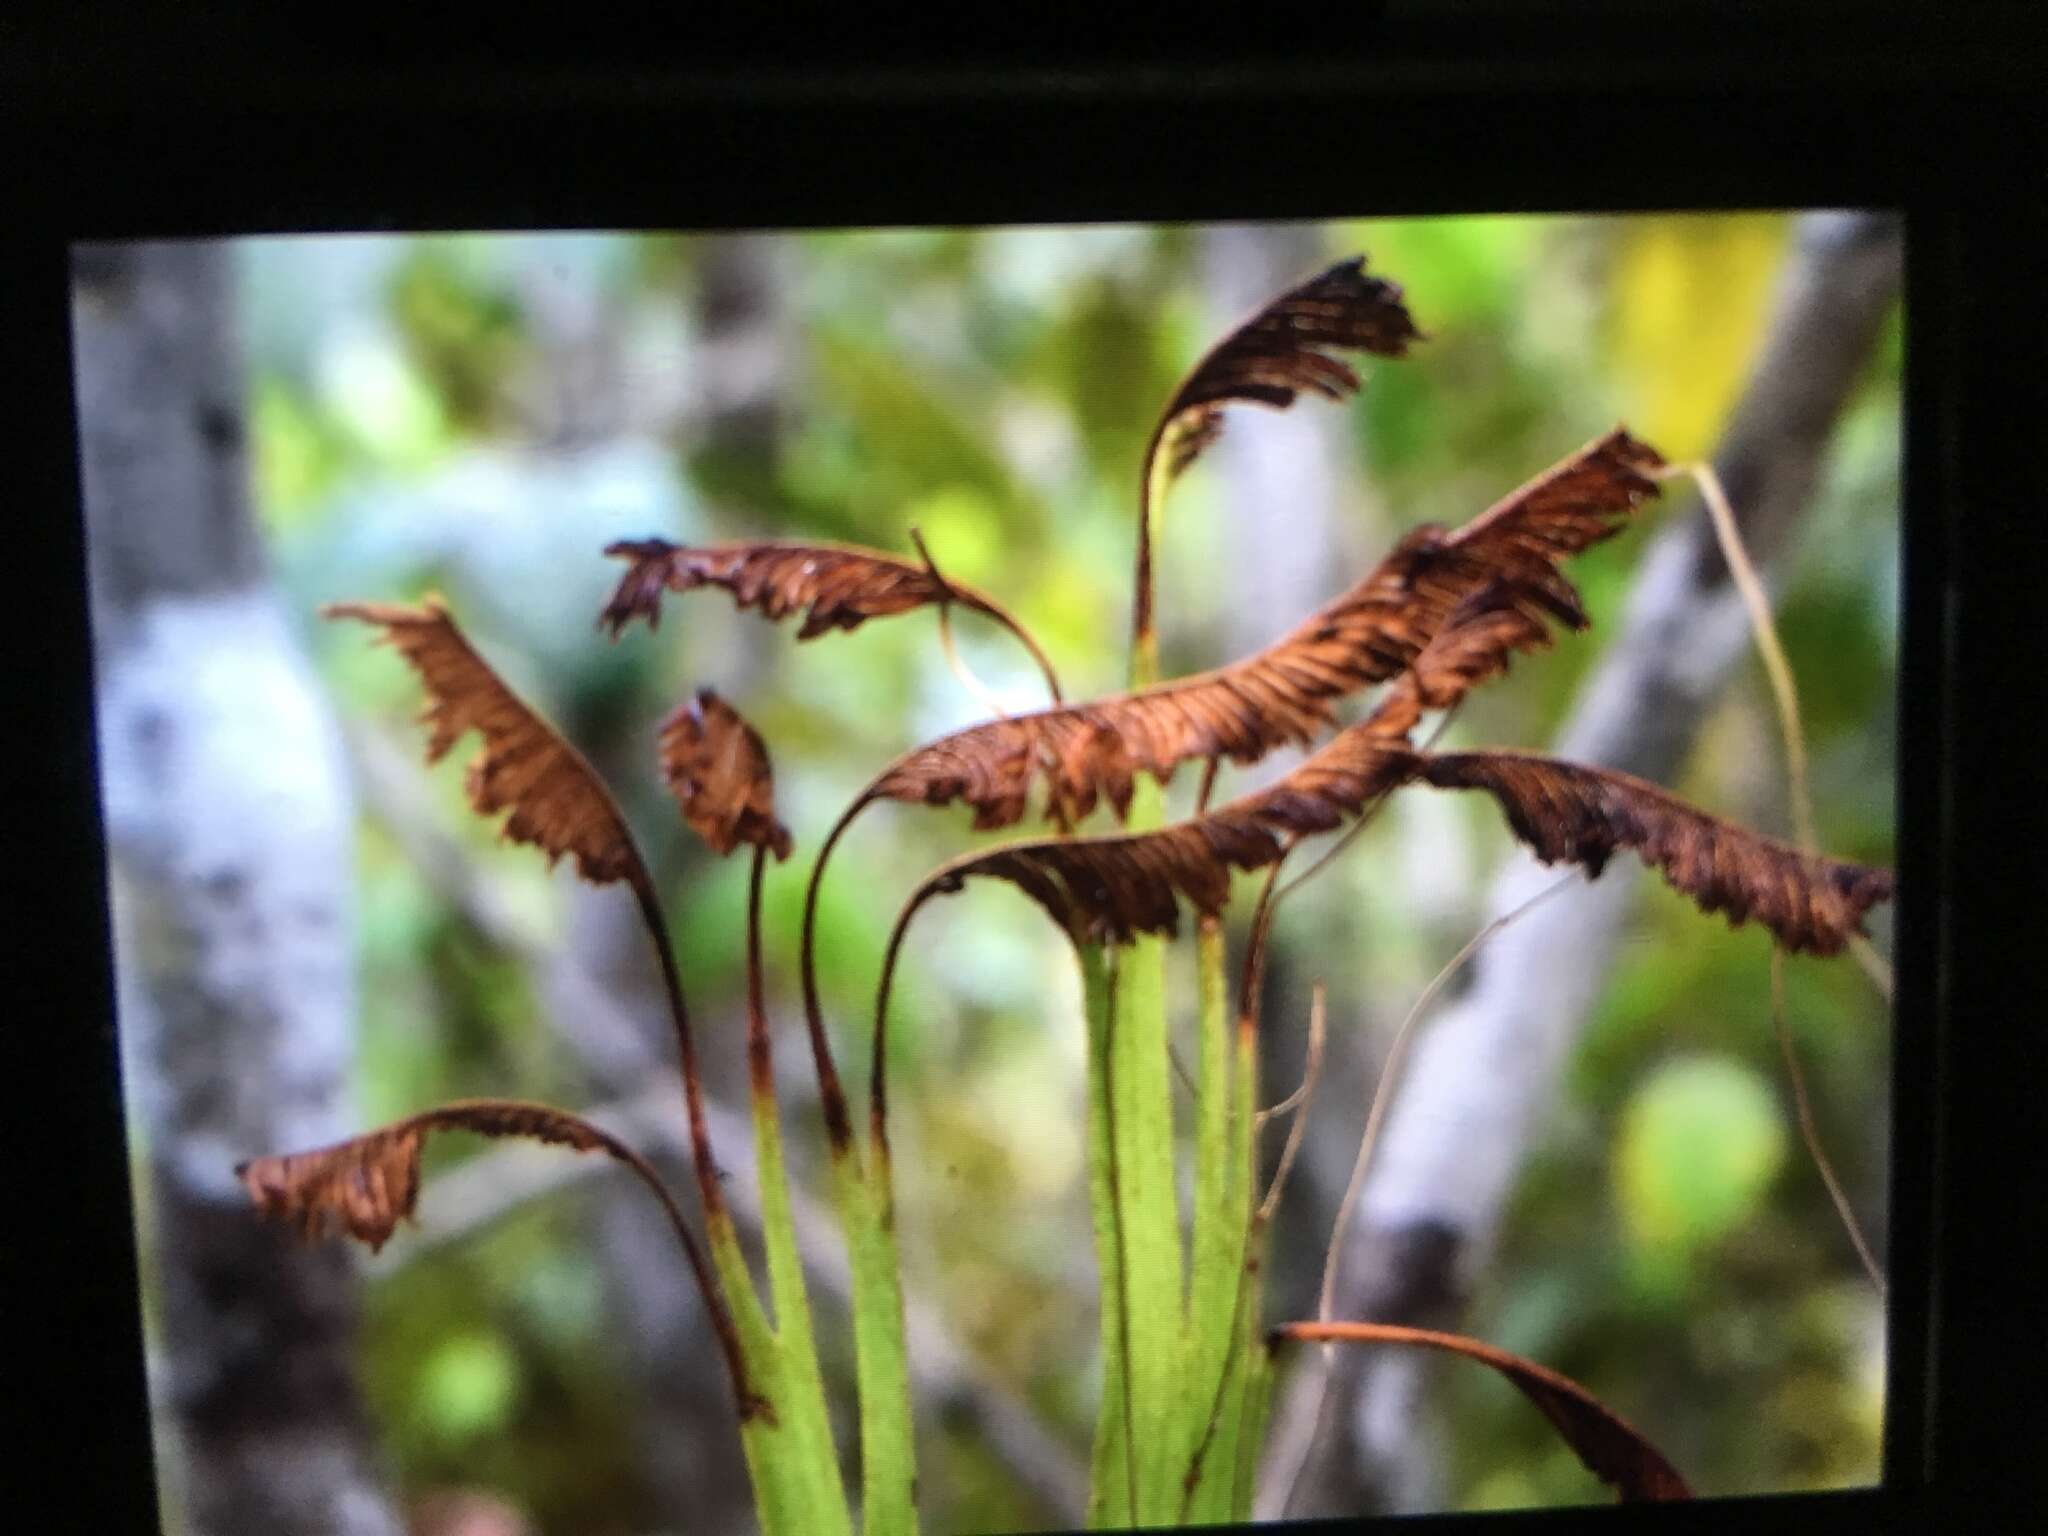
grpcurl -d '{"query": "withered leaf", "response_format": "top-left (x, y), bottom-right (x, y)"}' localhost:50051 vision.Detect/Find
top-left (238, 1101), bottom-right (614, 1253)
top-left (601, 536), bottom-right (1065, 702)
top-left (893, 724), bottom-right (1421, 948)
top-left (602, 539), bottom-right (953, 641)
top-left (659, 688), bottom-right (793, 861)
top-left (1147, 255), bottom-right (1423, 497)
top-left (1273, 1320), bottom-right (1691, 1502)
top-left (327, 599), bottom-right (642, 886)
top-left (1367, 574), bottom-right (1587, 740)
top-left (872, 430), bottom-right (1660, 832)
top-left (1417, 749), bottom-right (1895, 955)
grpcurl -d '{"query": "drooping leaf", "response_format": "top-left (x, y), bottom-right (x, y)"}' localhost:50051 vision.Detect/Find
top-left (887, 724), bottom-right (1420, 952)
top-left (600, 536), bottom-right (1063, 699)
top-left (1367, 573), bottom-right (1589, 739)
top-left (238, 1100), bottom-right (614, 1253)
top-left (601, 538), bottom-right (951, 640)
top-left (870, 430), bottom-right (1661, 832)
top-left (1273, 1320), bottom-right (1692, 1502)
top-left (327, 598), bottom-right (643, 887)
top-left (1135, 255), bottom-right (1422, 643)
top-left (1146, 255), bottom-right (1423, 498)
top-left (1417, 749), bottom-right (1894, 955)
top-left (659, 688), bottom-right (794, 861)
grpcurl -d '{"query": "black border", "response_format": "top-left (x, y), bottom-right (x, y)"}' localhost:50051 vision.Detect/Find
top-left (7, 15), bottom-right (2039, 1534)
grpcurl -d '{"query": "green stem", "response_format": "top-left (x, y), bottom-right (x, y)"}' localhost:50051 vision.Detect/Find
top-left (1080, 944), bottom-right (1134, 1528)
top-left (746, 850), bottom-right (854, 1536)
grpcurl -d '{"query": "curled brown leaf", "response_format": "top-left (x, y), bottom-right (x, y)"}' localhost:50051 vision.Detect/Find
top-left (1367, 574), bottom-right (1588, 740)
top-left (886, 723), bottom-right (1420, 954)
top-left (1136, 254), bottom-right (1420, 644)
top-left (238, 1100), bottom-right (613, 1253)
top-left (601, 538), bottom-right (950, 640)
top-left (659, 688), bottom-right (793, 861)
top-left (871, 430), bottom-right (1661, 832)
top-left (1146, 255), bottom-right (1423, 498)
top-left (600, 536), bottom-right (1064, 701)
top-left (1417, 749), bottom-right (1895, 955)
top-left (1273, 1320), bottom-right (1692, 1502)
top-left (327, 599), bottom-right (642, 887)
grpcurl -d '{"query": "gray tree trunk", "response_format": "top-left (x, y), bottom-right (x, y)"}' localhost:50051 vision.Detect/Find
top-left (75, 241), bottom-right (404, 1536)
top-left (1263, 210), bottom-right (1904, 1518)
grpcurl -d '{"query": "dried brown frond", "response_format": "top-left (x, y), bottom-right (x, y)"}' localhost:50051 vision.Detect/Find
top-left (238, 1101), bottom-right (613, 1253)
top-left (326, 599), bottom-right (641, 886)
top-left (1273, 1321), bottom-right (1692, 1502)
top-left (659, 688), bottom-right (793, 861)
top-left (601, 539), bottom-right (953, 640)
top-left (1367, 575), bottom-right (1587, 739)
top-left (1417, 749), bottom-right (1895, 955)
top-left (890, 725), bottom-right (1420, 950)
top-left (871, 431), bottom-right (1659, 832)
top-left (599, 536), bottom-right (1064, 701)
top-left (1146, 256), bottom-right (1422, 499)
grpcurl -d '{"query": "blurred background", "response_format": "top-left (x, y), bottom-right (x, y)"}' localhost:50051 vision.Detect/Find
top-left (76, 213), bottom-right (1900, 1535)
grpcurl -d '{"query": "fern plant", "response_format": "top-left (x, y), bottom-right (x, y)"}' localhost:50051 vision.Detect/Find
top-left (241, 256), bottom-right (1892, 1532)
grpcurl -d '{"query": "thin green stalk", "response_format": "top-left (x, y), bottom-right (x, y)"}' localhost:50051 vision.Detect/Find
top-left (1179, 916), bottom-right (1242, 1520)
top-left (746, 850), bottom-right (854, 1536)
top-left (1107, 780), bottom-right (1186, 1522)
top-left (1228, 1011), bottom-right (1274, 1523)
top-left (1081, 944), bottom-right (1134, 1528)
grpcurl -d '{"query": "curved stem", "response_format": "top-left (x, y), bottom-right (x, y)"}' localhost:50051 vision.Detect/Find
top-left (1275, 871), bottom-right (1580, 1518)
top-left (799, 794), bottom-right (871, 1154)
top-left (1236, 851), bottom-right (1293, 1023)
top-left (626, 868), bottom-right (730, 1226)
top-left (909, 525), bottom-right (1065, 706)
top-left (424, 1098), bottom-right (760, 1420)
top-left (1772, 951), bottom-right (1887, 1295)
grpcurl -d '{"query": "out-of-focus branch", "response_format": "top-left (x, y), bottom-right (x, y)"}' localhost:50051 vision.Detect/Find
top-left (348, 723), bottom-right (1087, 1523)
top-left (1261, 210), bottom-right (1904, 1519)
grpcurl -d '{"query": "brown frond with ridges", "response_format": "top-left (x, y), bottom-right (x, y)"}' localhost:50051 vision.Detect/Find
top-left (601, 539), bottom-right (953, 641)
top-left (1147, 256), bottom-right (1423, 494)
top-left (892, 725), bottom-right (1420, 949)
top-left (600, 536), bottom-right (1065, 702)
top-left (238, 1101), bottom-right (612, 1253)
top-left (872, 430), bottom-right (1660, 832)
top-left (1417, 749), bottom-right (1895, 955)
top-left (1367, 575), bottom-right (1588, 739)
top-left (1135, 255), bottom-right (1421, 644)
top-left (660, 688), bottom-right (793, 861)
top-left (326, 599), bottom-right (641, 886)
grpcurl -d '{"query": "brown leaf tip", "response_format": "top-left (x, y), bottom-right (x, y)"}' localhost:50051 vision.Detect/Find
top-left (326, 596), bottom-right (641, 886)
top-left (1158, 255), bottom-right (1425, 483)
top-left (238, 1126), bottom-right (426, 1254)
top-left (659, 688), bottom-right (794, 861)
top-left (598, 538), bottom-right (682, 637)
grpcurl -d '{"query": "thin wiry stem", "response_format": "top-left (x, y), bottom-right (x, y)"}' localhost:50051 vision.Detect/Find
top-left (1276, 871), bottom-right (1581, 1518)
top-left (1679, 456), bottom-right (1894, 1272)
top-left (799, 795), bottom-right (869, 1153)
top-left (1772, 952), bottom-right (1888, 1295)
top-left (909, 525), bottom-right (1065, 706)
top-left (1670, 460), bottom-right (1893, 999)
top-left (1257, 983), bottom-right (1326, 1223)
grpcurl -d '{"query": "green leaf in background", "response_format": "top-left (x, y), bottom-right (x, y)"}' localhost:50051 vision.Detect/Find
top-left (1614, 1055), bottom-right (1788, 1296)
top-left (387, 240), bottom-right (531, 437)
top-left (416, 1332), bottom-right (523, 1445)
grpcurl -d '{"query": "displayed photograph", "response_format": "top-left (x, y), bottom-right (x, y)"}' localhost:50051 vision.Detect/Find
top-left (74, 213), bottom-right (1901, 1535)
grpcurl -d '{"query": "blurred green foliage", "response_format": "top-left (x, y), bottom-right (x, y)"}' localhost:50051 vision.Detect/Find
top-left (229, 213), bottom-right (1898, 1530)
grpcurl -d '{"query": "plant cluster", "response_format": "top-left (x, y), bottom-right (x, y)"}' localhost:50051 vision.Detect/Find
top-left (242, 257), bottom-right (1892, 1532)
